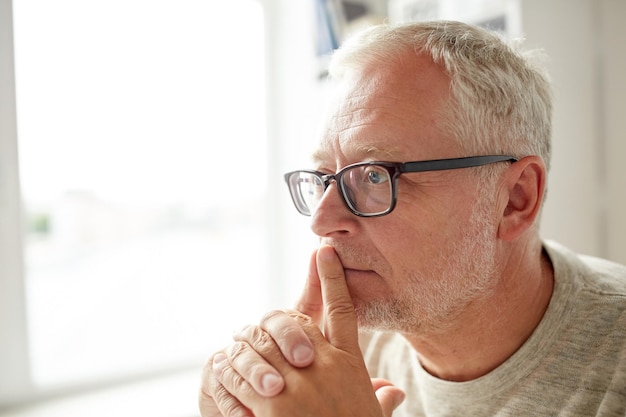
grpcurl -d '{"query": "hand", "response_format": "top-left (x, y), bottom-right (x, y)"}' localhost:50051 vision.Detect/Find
top-left (198, 250), bottom-right (322, 417)
top-left (199, 316), bottom-right (315, 417)
top-left (208, 245), bottom-right (405, 417)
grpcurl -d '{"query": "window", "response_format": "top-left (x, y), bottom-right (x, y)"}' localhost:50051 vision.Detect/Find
top-left (12, 0), bottom-right (273, 391)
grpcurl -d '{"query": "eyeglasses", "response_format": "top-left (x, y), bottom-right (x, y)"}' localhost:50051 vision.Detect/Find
top-left (284, 155), bottom-right (517, 217)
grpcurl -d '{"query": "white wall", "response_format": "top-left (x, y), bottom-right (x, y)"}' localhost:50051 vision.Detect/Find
top-left (0, 0), bottom-right (32, 403)
top-left (523, 0), bottom-right (626, 264)
top-left (600, 0), bottom-right (626, 263)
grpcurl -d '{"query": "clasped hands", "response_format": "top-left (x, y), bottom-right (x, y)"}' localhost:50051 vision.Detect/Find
top-left (199, 245), bottom-right (405, 417)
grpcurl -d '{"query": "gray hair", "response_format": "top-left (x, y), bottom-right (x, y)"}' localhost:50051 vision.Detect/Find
top-left (328, 21), bottom-right (553, 172)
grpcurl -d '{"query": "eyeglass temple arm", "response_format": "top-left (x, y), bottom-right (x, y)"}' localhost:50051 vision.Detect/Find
top-left (401, 155), bottom-right (518, 173)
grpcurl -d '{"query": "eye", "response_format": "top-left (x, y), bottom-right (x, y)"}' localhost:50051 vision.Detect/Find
top-left (365, 167), bottom-right (390, 185)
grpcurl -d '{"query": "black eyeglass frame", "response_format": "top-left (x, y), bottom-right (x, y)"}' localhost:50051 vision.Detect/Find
top-left (284, 155), bottom-right (518, 218)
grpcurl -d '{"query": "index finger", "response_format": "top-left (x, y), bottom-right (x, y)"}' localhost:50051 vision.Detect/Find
top-left (294, 248), bottom-right (323, 325)
top-left (316, 245), bottom-right (359, 352)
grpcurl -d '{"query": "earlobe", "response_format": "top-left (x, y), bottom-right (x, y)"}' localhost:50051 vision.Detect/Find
top-left (497, 156), bottom-right (547, 241)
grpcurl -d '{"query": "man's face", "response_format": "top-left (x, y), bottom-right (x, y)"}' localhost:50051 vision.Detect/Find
top-left (310, 55), bottom-right (500, 334)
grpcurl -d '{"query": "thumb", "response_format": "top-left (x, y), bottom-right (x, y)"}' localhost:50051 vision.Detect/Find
top-left (294, 249), bottom-right (323, 325)
top-left (372, 379), bottom-right (406, 417)
top-left (317, 245), bottom-right (359, 351)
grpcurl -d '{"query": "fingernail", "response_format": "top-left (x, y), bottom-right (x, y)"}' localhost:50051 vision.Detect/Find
top-left (318, 245), bottom-right (335, 261)
top-left (260, 373), bottom-right (283, 395)
top-left (292, 344), bottom-right (314, 365)
top-left (212, 353), bottom-right (227, 372)
top-left (231, 325), bottom-right (247, 339)
top-left (395, 390), bottom-right (406, 405)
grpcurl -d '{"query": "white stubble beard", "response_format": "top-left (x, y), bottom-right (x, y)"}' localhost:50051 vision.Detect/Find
top-left (354, 190), bottom-right (499, 334)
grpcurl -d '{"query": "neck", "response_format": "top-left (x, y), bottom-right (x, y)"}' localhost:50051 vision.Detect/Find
top-left (404, 240), bottom-right (554, 382)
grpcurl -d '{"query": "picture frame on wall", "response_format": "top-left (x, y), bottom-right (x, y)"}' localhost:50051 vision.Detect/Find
top-left (388, 0), bottom-right (521, 38)
top-left (313, 0), bottom-right (384, 78)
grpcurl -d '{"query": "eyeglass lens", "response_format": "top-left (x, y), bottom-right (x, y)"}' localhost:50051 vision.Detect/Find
top-left (295, 174), bottom-right (324, 215)
top-left (289, 165), bottom-right (394, 216)
top-left (342, 165), bottom-right (393, 214)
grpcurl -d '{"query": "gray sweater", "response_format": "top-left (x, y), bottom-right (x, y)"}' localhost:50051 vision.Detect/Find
top-left (360, 241), bottom-right (626, 416)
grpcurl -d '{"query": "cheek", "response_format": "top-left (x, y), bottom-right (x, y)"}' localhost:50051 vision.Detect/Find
top-left (372, 203), bottom-right (475, 277)
top-left (365, 219), bottom-right (429, 281)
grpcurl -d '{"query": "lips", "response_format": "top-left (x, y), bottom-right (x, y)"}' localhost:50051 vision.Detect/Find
top-left (343, 267), bottom-right (378, 280)
top-left (320, 241), bottom-right (381, 278)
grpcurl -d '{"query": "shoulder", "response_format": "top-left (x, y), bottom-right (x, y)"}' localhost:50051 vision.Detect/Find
top-left (543, 240), bottom-right (626, 365)
top-left (544, 240), bottom-right (626, 296)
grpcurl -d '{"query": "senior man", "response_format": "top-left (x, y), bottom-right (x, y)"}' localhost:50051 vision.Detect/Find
top-left (200, 21), bottom-right (626, 416)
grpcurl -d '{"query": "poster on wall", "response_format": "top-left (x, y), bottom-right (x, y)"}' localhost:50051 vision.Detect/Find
top-left (314, 0), bottom-right (385, 77)
top-left (387, 0), bottom-right (521, 38)
top-left (314, 0), bottom-right (345, 58)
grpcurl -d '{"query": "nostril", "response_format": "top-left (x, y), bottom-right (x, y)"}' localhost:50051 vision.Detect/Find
top-left (310, 200), bottom-right (355, 237)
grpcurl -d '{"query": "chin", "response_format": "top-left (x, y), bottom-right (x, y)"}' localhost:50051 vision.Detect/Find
top-left (352, 296), bottom-right (428, 334)
top-left (353, 298), bottom-right (398, 329)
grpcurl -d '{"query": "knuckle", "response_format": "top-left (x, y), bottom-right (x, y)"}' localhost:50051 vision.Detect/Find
top-left (252, 329), bottom-right (276, 355)
top-left (198, 387), bottom-right (222, 417)
top-left (230, 326), bottom-right (274, 362)
top-left (273, 321), bottom-right (303, 342)
top-left (261, 309), bottom-right (313, 343)
top-left (213, 364), bottom-right (261, 415)
top-left (239, 322), bottom-right (287, 361)
top-left (201, 358), bottom-right (213, 380)
top-left (201, 352), bottom-right (225, 391)
top-left (225, 339), bottom-right (276, 387)
top-left (324, 270), bottom-right (344, 280)
top-left (227, 341), bottom-right (248, 362)
top-left (260, 309), bottom-right (286, 325)
top-left (287, 311), bottom-right (314, 326)
top-left (326, 300), bottom-right (355, 317)
top-left (239, 324), bottom-right (274, 349)
top-left (296, 298), bottom-right (324, 316)
top-left (212, 384), bottom-right (244, 417)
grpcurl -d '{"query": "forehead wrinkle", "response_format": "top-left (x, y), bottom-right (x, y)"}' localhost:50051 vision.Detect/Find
top-left (312, 80), bottom-right (421, 166)
top-left (312, 114), bottom-right (409, 166)
top-left (311, 141), bottom-right (404, 167)
top-left (354, 144), bottom-right (402, 160)
top-left (311, 147), bottom-right (330, 165)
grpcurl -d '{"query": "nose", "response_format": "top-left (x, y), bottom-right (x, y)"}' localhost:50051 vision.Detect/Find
top-left (310, 182), bottom-right (358, 237)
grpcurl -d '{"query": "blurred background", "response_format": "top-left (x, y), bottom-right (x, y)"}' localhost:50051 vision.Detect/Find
top-left (0, 0), bottom-right (624, 416)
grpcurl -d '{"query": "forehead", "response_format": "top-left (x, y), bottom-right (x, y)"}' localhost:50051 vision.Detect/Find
top-left (313, 53), bottom-right (456, 166)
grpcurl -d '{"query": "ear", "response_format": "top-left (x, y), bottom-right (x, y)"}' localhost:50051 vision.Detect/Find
top-left (497, 156), bottom-right (547, 241)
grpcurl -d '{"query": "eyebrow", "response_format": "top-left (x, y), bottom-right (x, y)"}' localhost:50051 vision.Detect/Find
top-left (311, 143), bottom-right (404, 165)
top-left (355, 144), bottom-right (401, 159)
